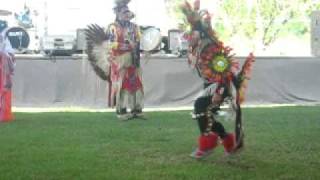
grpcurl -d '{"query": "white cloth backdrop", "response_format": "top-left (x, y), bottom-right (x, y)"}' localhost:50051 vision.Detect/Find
top-left (12, 56), bottom-right (320, 108)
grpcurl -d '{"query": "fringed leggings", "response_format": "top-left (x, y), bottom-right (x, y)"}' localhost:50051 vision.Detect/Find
top-left (194, 95), bottom-right (228, 139)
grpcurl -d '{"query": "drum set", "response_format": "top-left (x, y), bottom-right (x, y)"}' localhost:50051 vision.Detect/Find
top-left (2, 8), bottom-right (186, 55)
top-left (0, 9), bottom-right (35, 54)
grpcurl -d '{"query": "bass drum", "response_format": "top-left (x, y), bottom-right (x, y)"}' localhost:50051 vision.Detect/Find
top-left (140, 26), bottom-right (162, 52)
top-left (5, 27), bottom-right (30, 53)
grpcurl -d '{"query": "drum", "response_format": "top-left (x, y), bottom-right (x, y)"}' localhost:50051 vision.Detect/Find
top-left (5, 27), bottom-right (30, 53)
top-left (140, 26), bottom-right (162, 52)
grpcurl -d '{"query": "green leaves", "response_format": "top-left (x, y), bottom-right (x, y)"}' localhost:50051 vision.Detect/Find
top-left (166, 0), bottom-right (320, 50)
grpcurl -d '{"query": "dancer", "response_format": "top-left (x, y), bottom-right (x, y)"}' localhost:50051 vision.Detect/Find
top-left (0, 20), bottom-right (15, 122)
top-left (86, 0), bottom-right (144, 120)
top-left (179, 0), bottom-right (255, 158)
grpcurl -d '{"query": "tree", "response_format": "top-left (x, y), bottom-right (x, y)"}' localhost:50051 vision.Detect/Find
top-left (165, 0), bottom-right (320, 51)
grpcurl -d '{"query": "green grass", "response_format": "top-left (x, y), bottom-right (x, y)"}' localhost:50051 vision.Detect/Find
top-left (0, 106), bottom-right (319, 180)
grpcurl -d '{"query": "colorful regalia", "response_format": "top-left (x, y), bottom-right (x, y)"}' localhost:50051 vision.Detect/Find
top-left (85, 0), bottom-right (144, 120)
top-left (179, 0), bottom-right (255, 158)
top-left (0, 22), bottom-right (15, 122)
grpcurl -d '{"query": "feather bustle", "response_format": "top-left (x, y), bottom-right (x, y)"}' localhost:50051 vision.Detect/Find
top-left (85, 24), bottom-right (110, 81)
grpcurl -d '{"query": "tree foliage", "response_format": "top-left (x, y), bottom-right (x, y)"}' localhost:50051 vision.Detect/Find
top-left (165, 0), bottom-right (320, 50)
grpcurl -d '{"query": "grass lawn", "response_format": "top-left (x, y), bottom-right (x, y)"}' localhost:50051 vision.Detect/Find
top-left (0, 106), bottom-right (319, 180)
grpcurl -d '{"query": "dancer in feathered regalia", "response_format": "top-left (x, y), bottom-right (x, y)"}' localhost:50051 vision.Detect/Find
top-left (179, 0), bottom-right (255, 158)
top-left (85, 0), bottom-right (144, 120)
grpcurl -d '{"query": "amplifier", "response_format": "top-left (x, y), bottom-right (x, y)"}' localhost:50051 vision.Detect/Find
top-left (168, 29), bottom-right (188, 56)
top-left (41, 35), bottom-right (75, 56)
top-left (75, 28), bottom-right (87, 51)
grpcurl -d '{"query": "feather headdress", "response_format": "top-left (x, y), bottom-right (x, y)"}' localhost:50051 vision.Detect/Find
top-left (113, 0), bottom-right (131, 13)
top-left (180, 0), bottom-right (255, 98)
top-left (114, 0), bottom-right (131, 6)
